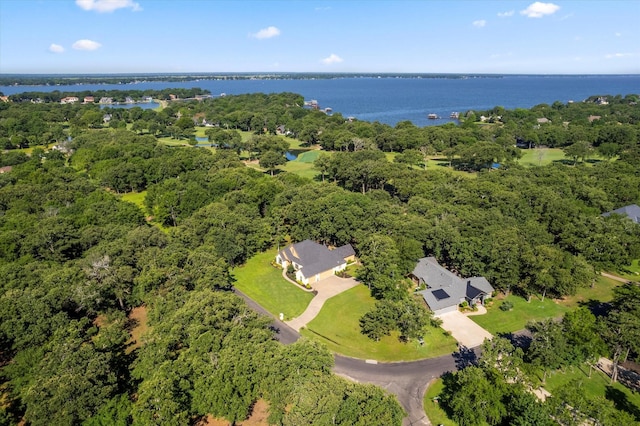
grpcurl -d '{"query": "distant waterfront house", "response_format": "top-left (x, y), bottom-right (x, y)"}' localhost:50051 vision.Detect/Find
top-left (99, 97), bottom-right (113, 104)
top-left (83, 96), bottom-right (95, 104)
top-left (412, 257), bottom-right (494, 316)
top-left (60, 96), bottom-right (79, 104)
top-left (276, 240), bottom-right (355, 285)
top-left (602, 204), bottom-right (640, 224)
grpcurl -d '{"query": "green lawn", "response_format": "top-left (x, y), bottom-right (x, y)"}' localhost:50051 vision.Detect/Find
top-left (618, 260), bottom-right (640, 282)
top-left (301, 285), bottom-right (458, 361)
top-left (544, 364), bottom-right (640, 419)
top-left (518, 148), bottom-right (567, 166)
top-left (232, 249), bottom-right (314, 320)
top-left (471, 276), bottom-right (620, 335)
top-left (423, 379), bottom-right (457, 426)
top-left (120, 191), bottom-right (147, 209)
top-left (282, 150), bottom-right (321, 180)
top-left (518, 147), bottom-right (607, 167)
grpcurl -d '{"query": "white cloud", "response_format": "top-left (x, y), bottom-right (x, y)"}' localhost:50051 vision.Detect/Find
top-left (72, 39), bottom-right (102, 51)
top-left (605, 52), bottom-right (633, 59)
top-left (615, 32), bottom-right (622, 37)
top-left (76, 0), bottom-right (141, 13)
top-left (497, 10), bottom-right (514, 17)
top-left (321, 54), bottom-right (343, 65)
top-left (49, 43), bottom-right (65, 53)
top-left (520, 2), bottom-right (560, 18)
top-left (473, 20), bottom-right (486, 28)
top-left (250, 26), bottom-right (281, 39)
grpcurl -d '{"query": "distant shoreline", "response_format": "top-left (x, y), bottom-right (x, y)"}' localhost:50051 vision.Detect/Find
top-left (2, 72), bottom-right (639, 87)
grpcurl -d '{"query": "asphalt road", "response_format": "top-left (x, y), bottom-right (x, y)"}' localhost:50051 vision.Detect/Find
top-left (234, 288), bottom-right (482, 426)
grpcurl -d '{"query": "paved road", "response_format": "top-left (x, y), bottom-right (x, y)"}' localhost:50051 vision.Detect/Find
top-left (600, 271), bottom-right (633, 283)
top-left (334, 350), bottom-right (479, 426)
top-left (234, 287), bottom-right (482, 426)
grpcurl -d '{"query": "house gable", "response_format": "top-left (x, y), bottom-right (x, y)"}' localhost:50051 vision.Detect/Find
top-left (413, 257), bottom-right (494, 314)
top-left (602, 204), bottom-right (640, 224)
top-left (277, 240), bottom-right (355, 284)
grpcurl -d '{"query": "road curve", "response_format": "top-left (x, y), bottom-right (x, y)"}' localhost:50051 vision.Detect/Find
top-left (233, 287), bottom-right (479, 426)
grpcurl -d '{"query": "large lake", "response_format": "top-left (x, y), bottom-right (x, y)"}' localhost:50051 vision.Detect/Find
top-left (2, 75), bottom-right (638, 126)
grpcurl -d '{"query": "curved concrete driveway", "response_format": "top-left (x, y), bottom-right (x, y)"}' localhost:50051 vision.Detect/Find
top-left (285, 275), bottom-right (360, 331)
top-left (436, 311), bottom-right (493, 348)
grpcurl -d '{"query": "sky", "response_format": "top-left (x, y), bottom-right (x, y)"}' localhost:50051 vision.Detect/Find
top-left (0, 0), bottom-right (638, 74)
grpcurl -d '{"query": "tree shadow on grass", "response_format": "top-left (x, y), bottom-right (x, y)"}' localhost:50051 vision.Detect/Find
top-left (605, 386), bottom-right (640, 420)
top-left (497, 331), bottom-right (532, 350)
top-left (577, 299), bottom-right (611, 317)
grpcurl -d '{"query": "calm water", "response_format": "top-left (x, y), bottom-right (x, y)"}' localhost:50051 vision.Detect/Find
top-left (2, 75), bottom-right (638, 126)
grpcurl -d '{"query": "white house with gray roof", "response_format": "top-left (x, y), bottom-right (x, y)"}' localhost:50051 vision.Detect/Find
top-left (412, 257), bottom-right (494, 316)
top-left (276, 240), bottom-right (355, 285)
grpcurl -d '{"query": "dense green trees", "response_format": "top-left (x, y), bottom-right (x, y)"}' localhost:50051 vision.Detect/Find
top-left (0, 90), bottom-right (638, 425)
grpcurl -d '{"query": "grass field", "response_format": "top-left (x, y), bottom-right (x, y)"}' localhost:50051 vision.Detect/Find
top-left (301, 285), bottom-right (458, 361)
top-left (544, 364), bottom-right (640, 419)
top-left (120, 191), bottom-right (147, 209)
top-left (423, 379), bottom-right (457, 426)
top-left (471, 276), bottom-right (620, 335)
top-left (232, 249), bottom-right (314, 320)
top-left (618, 260), bottom-right (640, 281)
top-left (282, 150), bottom-right (320, 180)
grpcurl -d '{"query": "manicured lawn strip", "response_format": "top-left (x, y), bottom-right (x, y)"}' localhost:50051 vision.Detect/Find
top-left (120, 191), bottom-right (147, 209)
top-left (518, 148), bottom-right (566, 167)
top-left (472, 276), bottom-right (620, 335)
top-left (559, 275), bottom-right (619, 309)
top-left (294, 150), bottom-right (320, 163)
top-left (471, 294), bottom-right (568, 335)
top-left (544, 365), bottom-right (640, 418)
top-left (423, 379), bottom-right (457, 426)
top-left (232, 249), bottom-right (314, 320)
top-left (282, 160), bottom-right (316, 180)
top-left (618, 259), bottom-right (640, 281)
top-left (157, 136), bottom-right (191, 147)
top-left (301, 285), bottom-right (458, 361)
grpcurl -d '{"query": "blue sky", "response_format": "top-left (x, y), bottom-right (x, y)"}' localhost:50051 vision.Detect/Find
top-left (1, 0), bottom-right (638, 74)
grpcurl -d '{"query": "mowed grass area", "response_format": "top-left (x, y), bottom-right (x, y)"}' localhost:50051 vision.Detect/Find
top-left (471, 276), bottom-right (620, 335)
top-left (301, 285), bottom-right (458, 361)
top-left (120, 190), bottom-right (147, 209)
top-left (544, 365), bottom-right (640, 419)
top-left (232, 249), bottom-right (314, 321)
top-left (618, 259), bottom-right (640, 281)
top-left (283, 150), bottom-right (321, 180)
top-left (423, 379), bottom-right (456, 426)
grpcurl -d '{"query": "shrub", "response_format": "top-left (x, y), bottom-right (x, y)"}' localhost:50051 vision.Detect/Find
top-left (499, 301), bottom-right (514, 311)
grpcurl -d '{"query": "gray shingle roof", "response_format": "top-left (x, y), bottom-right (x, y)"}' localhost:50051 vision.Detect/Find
top-left (413, 257), bottom-right (494, 312)
top-left (602, 204), bottom-right (640, 224)
top-left (278, 240), bottom-right (354, 278)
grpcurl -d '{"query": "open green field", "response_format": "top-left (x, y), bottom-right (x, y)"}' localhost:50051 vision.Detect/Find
top-left (544, 364), bottom-right (640, 419)
top-left (282, 150), bottom-right (320, 180)
top-left (423, 379), bottom-right (457, 426)
top-left (471, 276), bottom-right (619, 335)
top-left (618, 260), bottom-right (640, 281)
top-left (232, 249), bottom-right (314, 320)
top-left (120, 190), bottom-right (147, 209)
top-left (301, 285), bottom-right (458, 361)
